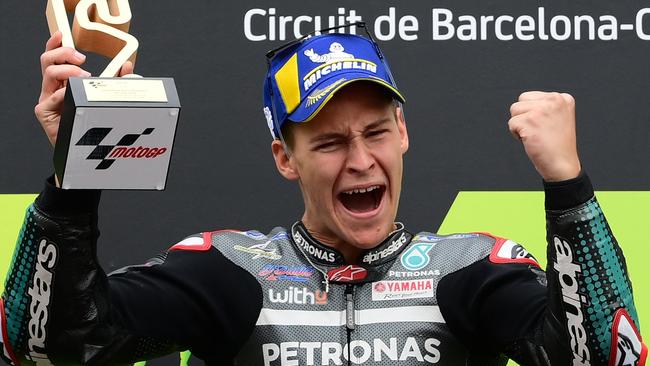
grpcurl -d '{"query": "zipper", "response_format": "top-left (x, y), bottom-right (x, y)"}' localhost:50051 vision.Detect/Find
top-left (345, 285), bottom-right (355, 330)
top-left (344, 285), bottom-right (355, 366)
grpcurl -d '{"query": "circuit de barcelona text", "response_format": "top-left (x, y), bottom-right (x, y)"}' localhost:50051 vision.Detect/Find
top-left (244, 7), bottom-right (650, 41)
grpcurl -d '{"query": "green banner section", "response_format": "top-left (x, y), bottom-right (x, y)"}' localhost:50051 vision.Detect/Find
top-left (438, 191), bottom-right (649, 365)
top-left (1, 192), bottom-right (647, 365)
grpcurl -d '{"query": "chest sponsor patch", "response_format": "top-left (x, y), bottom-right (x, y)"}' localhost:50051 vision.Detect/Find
top-left (400, 243), bottom-right (435, 271)
top-left (328, 265), bottom-right (368, 283)
top-left (262, 337), bottom-right (441, 365)
top-left (234, 241), bottom-right (282, 260)
top-left (268, 287), bottom-right (327, 305)
top-left (389, 269), bottom-right (440, 278)
top-left (371, 279), bottom-right (434, 301)
top-left (259, 264), bottom-right (314, 282)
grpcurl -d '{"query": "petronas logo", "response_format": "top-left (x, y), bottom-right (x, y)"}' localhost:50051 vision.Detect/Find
top-left (401, 243), bottom-right (435, 270)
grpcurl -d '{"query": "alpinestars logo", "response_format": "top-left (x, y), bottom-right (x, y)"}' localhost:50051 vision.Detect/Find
top-left (76, 127), bottom-right (167, 170)
top-left (363, 232), bottom-right (408, 264)
top-left (327, 265), bottom-right (368, 283)
top-left (616, 333), bottom-right (641, 366)
top-left (26, 239), bottom-right (57, 366)
top-left (553, 237), bottom-right (591, 366)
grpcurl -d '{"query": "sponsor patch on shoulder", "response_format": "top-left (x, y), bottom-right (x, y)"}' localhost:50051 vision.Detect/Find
top-left (0, 299), bottom-right (18, 365)
top-left (169, 232), bottom-right (213, 252)
top-left (486, 234), bottom-right (540, 267)
top-left (609, 308), bottom-right (648, 366)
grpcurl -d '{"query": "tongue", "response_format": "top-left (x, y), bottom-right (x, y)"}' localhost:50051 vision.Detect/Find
top-left (340, 191), bottom-right (377, 213)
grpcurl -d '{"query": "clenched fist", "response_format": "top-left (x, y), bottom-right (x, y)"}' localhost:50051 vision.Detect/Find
top-left (509, 91), bottom-right (582, 182)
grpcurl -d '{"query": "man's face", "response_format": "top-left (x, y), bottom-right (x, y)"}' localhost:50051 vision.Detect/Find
top-left (273, 82), bottom-right (409, 254)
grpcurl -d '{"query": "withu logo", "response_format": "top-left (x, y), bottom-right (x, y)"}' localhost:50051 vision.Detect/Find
top-left (268, 287), bottom-right (327, 305)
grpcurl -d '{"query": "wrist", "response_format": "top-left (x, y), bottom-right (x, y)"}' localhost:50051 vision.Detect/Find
top-left (543, 171), bottom-right (594, 211)
top-left (539, 160), bottom-right (581, 182)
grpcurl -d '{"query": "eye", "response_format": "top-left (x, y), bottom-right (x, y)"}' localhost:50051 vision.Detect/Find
top-left (366, 129), bottom-right (389, 139)
top-left (314, 140), bottom-right (343, 152)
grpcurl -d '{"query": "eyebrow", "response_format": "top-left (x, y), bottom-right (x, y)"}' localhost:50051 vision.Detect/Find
top-left (309, 117), bottom-right (393, 144)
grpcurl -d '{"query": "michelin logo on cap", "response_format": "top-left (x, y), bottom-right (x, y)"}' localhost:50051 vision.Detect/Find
top-left (302, 42), bottom-right (378, 91)
top-left (304, 42), bottom-right (354, 63)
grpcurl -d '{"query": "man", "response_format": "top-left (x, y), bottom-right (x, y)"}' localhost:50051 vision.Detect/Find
top-left (0, 27), bottom-right (646, 366)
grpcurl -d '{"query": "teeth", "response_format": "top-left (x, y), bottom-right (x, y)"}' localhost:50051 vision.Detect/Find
top-left (343, 185), bottom-right (380, 195)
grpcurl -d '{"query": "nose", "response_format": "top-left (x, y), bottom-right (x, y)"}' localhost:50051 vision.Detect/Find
top-left (346, 138), bottom-right (375, 174)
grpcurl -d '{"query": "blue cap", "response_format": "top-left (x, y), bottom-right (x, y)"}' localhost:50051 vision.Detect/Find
top-left (263, 33), bottom-right (405, 139)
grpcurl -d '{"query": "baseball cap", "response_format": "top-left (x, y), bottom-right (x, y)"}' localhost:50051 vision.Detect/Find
top-left (263, 25), bottom-right (405, 140)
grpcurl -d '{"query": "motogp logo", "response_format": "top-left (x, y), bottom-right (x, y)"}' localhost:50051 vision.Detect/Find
top-left (401, 243), bottom-right (435, 271)
top-left (75, 127), bottom-right (166, 170)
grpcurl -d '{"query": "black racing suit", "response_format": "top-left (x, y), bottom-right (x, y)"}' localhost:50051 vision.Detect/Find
top-left (0, 173), bottom-right (646, 365)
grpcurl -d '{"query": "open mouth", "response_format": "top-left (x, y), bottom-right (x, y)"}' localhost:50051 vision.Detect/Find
top-left (338, 185), bottom-right (386, 214)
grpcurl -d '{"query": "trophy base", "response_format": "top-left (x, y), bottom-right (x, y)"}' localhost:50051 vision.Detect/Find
top-left (54, 77), bottom-right (181, 190)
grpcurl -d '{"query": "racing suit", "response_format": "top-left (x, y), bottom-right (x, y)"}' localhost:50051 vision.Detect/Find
top-left (0, 173), bottom-right (646, 365)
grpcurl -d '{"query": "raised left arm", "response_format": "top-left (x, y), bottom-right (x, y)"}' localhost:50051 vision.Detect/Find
top-left (510, 91), bottom-right (647, 365)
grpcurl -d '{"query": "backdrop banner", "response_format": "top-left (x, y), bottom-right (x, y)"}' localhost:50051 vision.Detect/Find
top-left (1, 1), bottom-right (648, 365)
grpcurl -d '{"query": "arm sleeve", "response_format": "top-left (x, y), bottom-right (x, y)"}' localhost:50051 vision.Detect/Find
top-left (0, 177), bottom-right (263, 365)
top-left (438, 172), bottom-right (646, 366)
top-left (542, 173), bottom-right (645, 365)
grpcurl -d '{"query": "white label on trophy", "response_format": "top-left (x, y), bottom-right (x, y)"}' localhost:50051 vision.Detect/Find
top-left (83, 79), bottom-right (168, 102)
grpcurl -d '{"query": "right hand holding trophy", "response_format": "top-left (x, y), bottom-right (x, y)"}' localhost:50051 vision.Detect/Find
top-left (43, 0), bottom-right (180, 190)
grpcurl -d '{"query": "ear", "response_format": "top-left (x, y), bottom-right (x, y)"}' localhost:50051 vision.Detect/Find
top-left (396, 106), bottom-right (409, 154)
top-left (271, 139), bottom-right (299, 180)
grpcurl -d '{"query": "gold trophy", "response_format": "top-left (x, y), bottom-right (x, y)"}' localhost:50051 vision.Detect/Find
top-left (46, 0), bottom-right (180, 190)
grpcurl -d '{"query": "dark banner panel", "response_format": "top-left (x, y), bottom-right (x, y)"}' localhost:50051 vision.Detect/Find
top-left (1, 2), bottom-right (648, 364)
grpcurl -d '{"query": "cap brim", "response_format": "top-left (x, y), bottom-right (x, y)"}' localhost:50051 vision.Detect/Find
top-left (287, 72), bottom-right (405, 123)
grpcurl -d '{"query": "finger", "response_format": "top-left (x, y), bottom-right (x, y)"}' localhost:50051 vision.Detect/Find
top-left (45, 31), bottom-right (63, 52)
top-left (41, 47), bottom-right (87, 74)
top-left (41, 65), bottom-right (90, 99)
top-left (560, 92), bottom-right (575, 105)
top-left (510, 100), bottom-right (542, 117)
top-left (518, 91), bottom-right (551, 102)
top-left (35, 88), bottom-right (67, 119)
top-left (118, 61), bottom-right (134, 77)
top-left (507, 115), bottom-right (528, 141)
